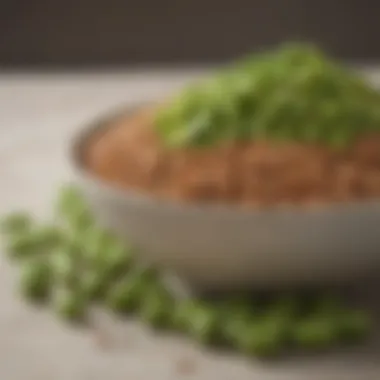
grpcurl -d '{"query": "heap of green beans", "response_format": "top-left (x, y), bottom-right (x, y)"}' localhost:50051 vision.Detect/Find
top-left (155, 43), bottom-right (380, 149)
top-left (0, 184), bottom-right (372, 358)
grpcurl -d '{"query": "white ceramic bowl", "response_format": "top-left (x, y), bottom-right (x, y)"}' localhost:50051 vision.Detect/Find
top-left (71, 106), bottom-right (380, 292)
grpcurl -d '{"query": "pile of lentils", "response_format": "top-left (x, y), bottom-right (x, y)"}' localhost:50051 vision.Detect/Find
top-left (155, 43), bottom-right (380, 149)
top-left (0, 184), bottom-right (372, 358)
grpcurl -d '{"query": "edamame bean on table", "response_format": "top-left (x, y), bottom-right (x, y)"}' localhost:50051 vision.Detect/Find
top-left (81, 270), bottom-right (107, 300)
top-left (0, 185), bottom-right (375, 359)
top-left (106, 279), bottom-right (141, 314)
top-left (292, 315), bottom-right (340, 350)
top-left (50, 246), bottom-right (78, 285)
top-left (19, 258), bottom-right (51, 301)
top-left (7, 233), bottom-right (39, 259)
top-left (1, 211), bottom-right (33, 235)
top-left (237, 319), bottom-right (285, 357)
top-left (139, 287), bottom-right (174, 329)
top-left (338, 309), bottom-right (372, 342)
top-left (52, 285), bottom-right (87, 322)
top-left (184, 302), bottom-right (222, 345)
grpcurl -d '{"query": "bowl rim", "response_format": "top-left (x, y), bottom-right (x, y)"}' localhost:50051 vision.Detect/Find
top-left (70, 103), bottom-right (380, 216)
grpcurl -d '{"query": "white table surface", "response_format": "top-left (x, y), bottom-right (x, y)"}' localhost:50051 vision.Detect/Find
top-left (1, 69), bottom-right (380, 380)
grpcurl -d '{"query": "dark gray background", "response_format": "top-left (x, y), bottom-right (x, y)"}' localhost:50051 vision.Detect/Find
top-left (0, 0), bottom-right (379, 69)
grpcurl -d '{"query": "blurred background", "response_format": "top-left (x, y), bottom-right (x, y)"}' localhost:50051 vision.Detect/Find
top-left (0, 0), bottom-right (380, 69)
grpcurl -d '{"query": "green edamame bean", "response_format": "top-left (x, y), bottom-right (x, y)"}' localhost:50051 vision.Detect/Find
top-left (56, 185), bottom-right (84, 210)
top-left (57, 205), bottom-right (92, 232)
top-left (34, 225), bottom-right (64, 249)
top-left (105, 245), bottom-right (133, 276)
top-left (90, 237), bottom-right (133, 274)
top-left (81, 227), bottom-right (113, 258)
top-left (236, 319), bottom-right (285, 358)
top-left (223, 310), bottom-right (253, 347)
top-left (107, 281), bottom-right (140, 314)
top-left (19, 259), bottom-right (51, 301)
top-left (292, 315), bottom-right (339, 350)
top-left (139, 288), bottom-right (173, 329)
top-left (52, 286), bottom-right (87, 322)
top-left (80, 241), bottom-right (133, 300)
top-left (7, 233), bottom-right (39, 259)
top-left (1, 211), bottom-right (33, 235)
top-left (106, 269), bottom-right (153, 313)
top-left (69, 208), bottom-right (93, 231)
top-left (50, 246), bottom-right (78, 285)
top-left (81, 270), bottom-right (108, 300)
top-left (7, 224), bottom-right (65, 259)
top-left (56, 185), bottom-right (93, 228)
top-left (172, 300), bottom-right (194, 332)
top-left (338, 310), bottom-right (372, 343)
top-left (184, 302), bottom-right (221, 345)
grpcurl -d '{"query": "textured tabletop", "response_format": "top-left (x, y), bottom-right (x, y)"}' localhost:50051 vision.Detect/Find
top-left (0, 70), bottom-right (380, 380)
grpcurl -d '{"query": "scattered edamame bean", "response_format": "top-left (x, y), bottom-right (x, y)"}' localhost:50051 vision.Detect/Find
top-left (106, 281), bottom-right (140, 314)
top-left (185, 302), bottom-right (221, 345)
top-left (34, 225), bottom-right (64, 249)
top-left (223, 311), bottom-right (253, 348)
top-left (7, 233), bottom-right (39, 259)
top-left (106, 269), bottom-right (152, 314)
top-left (173, 300), bottom-right (194, 332)
top-left (1, 211), bottom-right (33, 235)
top-left (2, 185), bottom-right (375, 358)
top-left (236, 318), bottom-right (286, 357)
top-left (56, 185), bottom-right (93, 230)
top-left (86, 232), bottom-right (132, 276)
top-left (19, 258), bottom-right (51, 301)
top-left (292, 315), bottom-right (339, 350)
top-left (50, 246), bottom-right (78, 285)
top-left (139, 287), bottom-right (173, 329)
top-left (81, 270), bottom-right (108, 300)
top-left (56, 185), bottom-right (84, 212)
top-left (52, 285), bottom-right (87, 322)
top-left (338, 309), bottom-right (372, 343)
top-left (80, 227), bottom-right (112, 259)
top-left (6, 224), bottom-right (65, 260)
top-left (103, 246), bottom-right (133, 280)
top-left (68, 207), bottom-right (93, 231)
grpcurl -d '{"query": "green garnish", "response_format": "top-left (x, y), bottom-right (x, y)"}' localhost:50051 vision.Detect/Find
top-left (155, 43), bottom-right (380, 148)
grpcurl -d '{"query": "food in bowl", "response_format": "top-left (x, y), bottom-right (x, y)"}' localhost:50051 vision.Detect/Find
top-left (85, 43), bottom-right (380, 207)
top-left (74, 43), bottom-right (380, 291)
